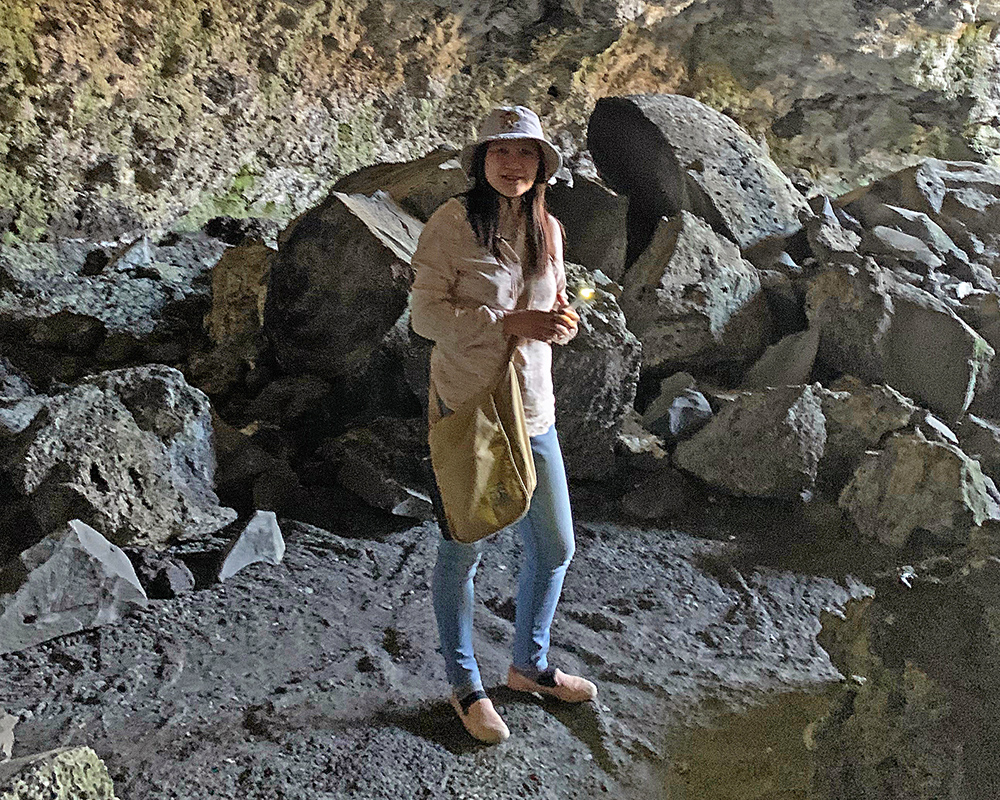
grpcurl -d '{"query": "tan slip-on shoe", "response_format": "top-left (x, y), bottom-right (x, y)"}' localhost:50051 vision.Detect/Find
top-left (507, 666), bottom-right (598, 703)
top-left (450, 692), bottom-right (510, 744)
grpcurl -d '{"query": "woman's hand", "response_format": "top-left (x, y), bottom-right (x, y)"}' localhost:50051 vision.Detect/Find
top-left (503, 307), bottom-right (580, 342)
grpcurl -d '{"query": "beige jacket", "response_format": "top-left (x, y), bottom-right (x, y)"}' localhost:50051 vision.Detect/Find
top-left (410, 198), bottom-right (575, 437)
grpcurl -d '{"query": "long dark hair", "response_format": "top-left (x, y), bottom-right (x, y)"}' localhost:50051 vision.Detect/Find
top-left (464, 142), bottom-right (552, 278)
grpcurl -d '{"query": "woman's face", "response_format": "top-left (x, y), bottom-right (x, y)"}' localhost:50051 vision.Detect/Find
top-left (484, 139), bottom-right (541, 199)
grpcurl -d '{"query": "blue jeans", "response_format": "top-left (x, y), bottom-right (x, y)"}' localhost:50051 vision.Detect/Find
top-left (432, 424), bottom-right (575, 698)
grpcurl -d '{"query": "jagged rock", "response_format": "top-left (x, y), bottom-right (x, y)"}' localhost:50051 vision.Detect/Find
top-left (588, 94), bottom-right (809, 262)
top-left (552, 264), bottom-right (641, 479)
top-left (204, 244), bottom-right (274, 345)
top-left (620, 465), bottom-right (695, 520)
top-left (644, 389), bottom-right (713, 442)
top-left (0, 707), bottom-right (13, 762)
top-left (0, 234), bottom-right (226, 387)
top-left (0, 365), bottom-right (236, 558)
top-left (954, 414), bottom-right (1000, 483)
top-left (547, 172), bottom-right (628, 282)
top-left (264, 191), bottom-right (422, 392)
top-left (841, 159), bottom-right (1000, 274)
top-left (331, 148), bottom-right (466, 222)
top-left (0, 746), bottom-right (118, 799)
top-left (0, 360), bottom-right (32, 400)
top-left (742, 328), bottom-right (820, 390)
top-left (0, 520), bottom-right (147, 656)
top-left (621, 211), bottom-right (770, 371)
top-left (323, 417), bottom-right (433, 520)
top-left (817, 378), bottom-right (917, 493)
top-left (125, 549), bottom-right (196, 600)
top-left (641, 372), bottom-right (703, 439)
top-left (757, 269), bottom-right (807, 338)
top-left (863, 226), bottom-right (943, 275)
top-left (805, 199), bottom-right (862, 265)
top-left (806, 260), bottom-right (993, 420)
top-left (839, 431), bottom-right (999, 548)
top-left (217, 511), bottom-right (285, 582)
top-left (673, 384), bottom-right (827, 499)
top-left (614, 410), bottom-right (669, 474)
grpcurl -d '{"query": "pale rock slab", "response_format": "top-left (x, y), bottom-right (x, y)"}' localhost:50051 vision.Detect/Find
top-left (673, 384), bottom-right (827, 499)
top-left (0, 520), bottom-right (147, 656)
top-left (217, 511), bottom-right (285, 582)
top-left (0, 707), bottom-right (13, 762)
top-left (742, 328), bottom-right (820, 390)
top-left (839, 431), bottom-right (1000, 548)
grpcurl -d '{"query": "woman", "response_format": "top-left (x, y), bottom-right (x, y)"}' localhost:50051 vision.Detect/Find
top-left (410, 106), bottom-right (597, 745)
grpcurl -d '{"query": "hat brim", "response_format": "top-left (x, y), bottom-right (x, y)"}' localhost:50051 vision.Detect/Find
top-left (460, 134), bottom-right (562, 183)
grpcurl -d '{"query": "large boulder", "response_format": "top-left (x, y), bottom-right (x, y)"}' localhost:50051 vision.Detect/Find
top-left (588, 94), bottom-right (809, 263)
top-left (0, 365), bottom-right (235, 559)
top-left (0, 747), bottom-right (118, 799)
top-left (673, 384), bottom-right (827, 499)
top-left (620, 211), bottom-right (770, 371)
top-left (547, 172), bottom-right (628, 282)
top-left (839, 431), bottom-right (1000, 548)
top-left (0, 519), bottom-right (147, 656)
top-left (552, 264), bottom-right (642, 479)
top-left (806, 260), bottom-right (994, 421)
top-left (264, 191), bottom-right (422, 393)
top-left (0, 234), bottom-right (226, 387)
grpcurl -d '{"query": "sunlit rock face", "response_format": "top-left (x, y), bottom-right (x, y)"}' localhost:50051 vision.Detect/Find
top-left (1, 0), bottom-right (998, 239)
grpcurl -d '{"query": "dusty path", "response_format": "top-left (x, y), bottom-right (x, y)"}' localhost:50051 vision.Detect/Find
top-left (0, 515), bottom-right (868, 799)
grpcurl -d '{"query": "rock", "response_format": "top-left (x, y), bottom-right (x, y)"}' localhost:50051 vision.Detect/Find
top-left (264, 191), bottom-right (422, 393)
top-left (620, 465), bottom-right (695, 520)
top-left (742, 328), bottom-right (820, 390)
top-left (863, 226), bottom-right (944, 275)
top-left (817, 378), bottom-right (917, 493)
top-left (124, 549), bottom-right (196, 600)
top-left (552, 264), bottom-right (642, 479)
top-left (0, 520), bottom-right (148, 656)
top-left (0, 359), bottom-right (33, 400)
top-left (621, 211), bottom-right (770, 371)
top-left (0, 746), bottom-right (118, 799)
top-left (673, 384), bottom-right (827, 499)
top-left (613, 410), bottom-right (669, 474)
top-left (954, 414), bottom-right (1000, 483)
top-left (547, 172), bottom-right (628, 282)
top-left (331, 148), bottom-right (466, 222)
top-left (839, 431), bottom-right (999, 548)
top-left (203, 243), bottom-right (274, 345)
top-left (804, 202), bottom-right (862, 265)
top-left (323, 417), bottom-right (433, 520)
top-left (0, 707), bottom-right (13, 762)
top-left (644, 389), bottom-right (713, 442)
top-left (202, 216), bottom-right (282, 248)
top-left (806, 260), bottom-right (993, 420)
top-left (588, 94), bottom-right (809, 262)
top-left (0, 234), bottom-right (226, 387)
top-left (0, 365), bottom-right (236, 557)
top-left (217, 511), bottom-right (285, 582)
top-left (757, 269), bottom-right (807, 338)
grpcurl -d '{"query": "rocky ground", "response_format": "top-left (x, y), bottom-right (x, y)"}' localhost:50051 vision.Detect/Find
top-left (0, 498), bottom-right (876, 800)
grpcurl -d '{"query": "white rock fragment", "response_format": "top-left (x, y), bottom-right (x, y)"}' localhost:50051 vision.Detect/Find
top-left (217, 511), bottom-right (285, 582)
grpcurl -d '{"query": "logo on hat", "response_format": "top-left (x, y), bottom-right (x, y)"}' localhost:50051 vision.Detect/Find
top-left (500, 110), bottom-right (520, 130)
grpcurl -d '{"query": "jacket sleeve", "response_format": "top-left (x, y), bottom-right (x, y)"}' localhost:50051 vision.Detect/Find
top-left (409, 202), bottom-right (507, 350)
top-left (548, 215), bottom-right (579, 346)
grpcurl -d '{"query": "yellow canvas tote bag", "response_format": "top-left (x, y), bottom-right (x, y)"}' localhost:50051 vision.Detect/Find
top-left (428, 341), bottom-right (537, 543)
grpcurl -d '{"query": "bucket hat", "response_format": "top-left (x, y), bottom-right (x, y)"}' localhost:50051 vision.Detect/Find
top-left (460, 106), bottom-right (562, 182)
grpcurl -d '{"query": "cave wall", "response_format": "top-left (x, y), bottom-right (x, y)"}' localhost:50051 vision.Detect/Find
top-left (1, 0), bottom-right (999, 240)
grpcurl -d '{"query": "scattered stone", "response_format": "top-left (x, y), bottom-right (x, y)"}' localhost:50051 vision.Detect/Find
top-left (548, 172), bottom-right (628, 282)
top-left (0, 746), bottom-right (118, 799)
top-left (621, 211), bottom-right (770, 370)
top-left (742, 328), bottom-right (820, 390)
top-left (0, 520), bottom-right (148, 656)
top-left (217, 512), bottom-right (286, 582)
top-left (673, 384), bottom-right (827, 499)
top-left (264, 191), bottom-right (422, 388)
top-left (839, 431), bottom-right (999, 548)
top-left (588, 94), bottom-right (809, 257)
top-left (552, 263), bottom-right (642, 479)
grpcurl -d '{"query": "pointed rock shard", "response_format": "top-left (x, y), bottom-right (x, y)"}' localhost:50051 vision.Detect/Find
top-left (0, 520), bottom-right (147, 656)
top-left (217, 511), bottom-right (285, 582)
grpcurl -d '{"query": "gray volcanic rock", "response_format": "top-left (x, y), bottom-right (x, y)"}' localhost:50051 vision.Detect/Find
top-left (264, 191), bottom-right (422, 388)
top-left (0, 234), bottom-right (226, 386)
top-left (839, 431), bottom-right (999, 548)
top-left (588, 94), bottom-right (809, 256)
top-left (673, 384), bottom-right (827, 499)
top-left (806, 260), bottom-right (993, 421)
top-left (547, 172), bottom-right (628, 282)
top-left (742, 328), bottom-right (820, 390)
top-left (621, 211), bottom-right (770, 370)
top-left (955, 414), bottom-right (1000, 483)
top-left (0, 519), bottom-right (147, 656)
top-left (0, 706), bottom-right (13, 762)
top-left (217, 512), bottom-right (285, 582)
top-left (331, 149), bottom-right (466, 223)
top-left (0, 365), bottom-right (235, 555)
top-left (552, 264), bottom-right (641, 479)
top-left (0, 746), bottom-right (119, 799)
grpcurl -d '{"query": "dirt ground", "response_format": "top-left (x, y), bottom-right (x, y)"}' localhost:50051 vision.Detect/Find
top-left (0, 502), bottom-right (876, 800)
